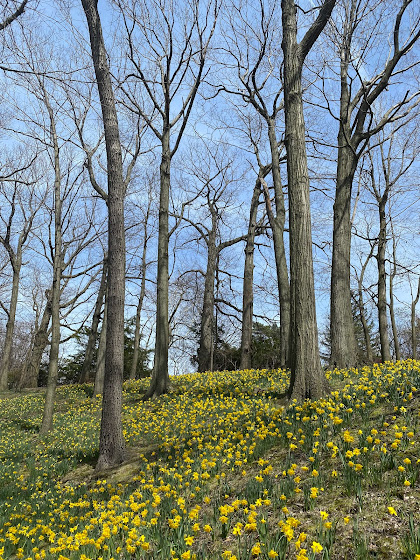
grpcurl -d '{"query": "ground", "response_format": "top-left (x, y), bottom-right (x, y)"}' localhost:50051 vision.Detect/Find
top-left (0, 361), bottom-right (419, 559)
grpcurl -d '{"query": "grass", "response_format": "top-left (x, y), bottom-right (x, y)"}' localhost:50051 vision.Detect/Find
top-left (0, 361), bottom-right (419, 559)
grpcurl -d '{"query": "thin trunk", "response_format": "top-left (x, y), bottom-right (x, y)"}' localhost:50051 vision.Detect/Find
top-left (0, 255), bottom-right (22, 391)
top-left (40, 98), bottom-right (62, 435)
top-left (144, 128), bottom-right (170, 398)
top-left (18, 290), bottom-right (52, 390)
top-left (80, 257), bottom-right (107, 383)
top-left (240, 177), bottom-right (261, 370)
top-left (130, 238), bottom-right (148, 380)
top-left (411, 278), bottom-right (420, 360)
top-left (357, 247), bottom-right (375, 364)
top-left (267, 121), bottom-right (290, 366)
top-left (94, 295), bottom-right (107, 397)
top-left (281, 0), bottom-right (334, 400)
top-left (198, 229), bottom-right (217, 372)
top-left (389, 227), bottom-right (400, 361)
top-left (82, 0), bottom-right (126, 468)
top-left (376, 194), bottom-right (391, 362)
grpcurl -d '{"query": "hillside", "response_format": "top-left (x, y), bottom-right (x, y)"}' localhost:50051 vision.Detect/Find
top-left (0, 361), bottom-right (419, 560)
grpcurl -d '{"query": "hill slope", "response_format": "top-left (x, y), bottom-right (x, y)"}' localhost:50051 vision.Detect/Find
top-left (0, 362), bottom-right (419, 559)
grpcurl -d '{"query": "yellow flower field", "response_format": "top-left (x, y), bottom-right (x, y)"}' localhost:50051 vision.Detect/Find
top-left (0, 361), bottom-right (419, 559)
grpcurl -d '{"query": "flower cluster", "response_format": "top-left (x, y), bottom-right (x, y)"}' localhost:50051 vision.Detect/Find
top-left (0, 361), bottom-right (419, 559)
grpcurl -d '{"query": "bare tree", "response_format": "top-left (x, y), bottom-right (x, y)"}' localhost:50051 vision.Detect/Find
top-left (219, 0), bottom-right (290, 365)
top-left (114, 0), bottom-right (220, 397)
top-left (329, 0), bottom-right (420, 367)
top-left (17, 287), bottom-right (52, 389)
top-left (281, 0), bottom-right (336, 399)
top-left (81, 0), bottom-right (127, 468)
top-left (240, 167), bottom-right (268, 369)
top-left (0, 173), bottom-right (43, 390)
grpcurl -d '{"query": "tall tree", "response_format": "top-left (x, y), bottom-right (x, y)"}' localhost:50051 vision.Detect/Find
top-left (39, 85), bottom-right (63, 435)
top-left (81, 0), bottom-right (126, 468)
top-left (240, 167), bottom-right (268, 369)
top-left (281, 0), bottom-right (336, 399)
top-left (0, 175), bottom-right (43, 390)
top-left (115, 0), bottom-right (220, 397)
top-left (329, 0), bottom-right (420, 367)
top-left (220, 0), bottom-right (290, 365)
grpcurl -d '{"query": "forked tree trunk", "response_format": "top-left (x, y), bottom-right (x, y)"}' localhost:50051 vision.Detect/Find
top-left (0, 255), bottom-right (22, 391)
top-left (18, 291), bottom-right (52, 390)
top-left (329, 0), bottom-right (420, 367)
top-left (281, 0), bottom-right (334, 400)
top-left (198, 229), bottom-right (217, 372)
top-left (82, 0), bottom-right (126, 468)
top-left (80, 257), bottom-right (107, 383)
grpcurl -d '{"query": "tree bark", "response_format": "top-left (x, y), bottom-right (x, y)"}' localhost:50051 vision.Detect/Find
top-left (144, 128), bottom-right (170, 397)
top-left (240, 176), bottom-right (262, 370)
top-left (129, 230), bottom-right (148, 380)
top-left (94, 295), bottom-right (107, 397)
top-left (267, 121), bottom-right (290, 366)
top-left (0, 254), bottom-right (22, 391)
top-left (356, 246), bottom-right (375, 364)
top-left (79, 257), bottom-right (107, 383)
top-left (376, 193), bottom-right (391, 362)
top-left (198, 227), bottom-right (217, 372)
top-left (18, 291), bottom-right (52, 390)
top-left (82, 0), bottom-right (126, 468)
top-left (411, 278), bottom-right (420, 360)
top-left (330, 141), bottom-right (358, 367)
top-left (330, 0), bottom-right (420, 367)
top-left (281, 0), bottom-right (334, 400)
top-left (389, 228), bottom-right (400, 361)
top-left (40, 94), bottom-right (62, 435)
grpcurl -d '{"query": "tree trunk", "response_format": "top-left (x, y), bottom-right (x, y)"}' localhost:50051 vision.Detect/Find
top-left (356, 249), bottom-right (374, 364)
top-left (330, 141), bottom-right (359, 368)
top-left (411, 278), bottom-right (420, 360)
top-left (144, 128), bottom-right (170, 398)
top-left (389, 268), bottom-right (400, 361)
top-left (82, 0), bottom-right (126, 468)
top-left (80, 257), bottom-right (107, 383)
top-left (18, 290), bottom-right (52, 390)
top-left (240, 177), bottom-right (261, 370)
top-left (267, 121), bottom-right (290, 366)
top-left (94, 295), bottom-right (107, 397)
top-left (281, 0), bottom-right (333, 400)
top-left (377, 197), bottom-right (391, 362)
top-left (0, 255), bottom-right (22, 391)
top-left (130, 239), bottom-right (148, 380)
top-left (40, 100), bottom-right (62, 435)
top-left (389, 223), bottom-right (400, 361)
top-left (198, 229), bottom-right (217, 372)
